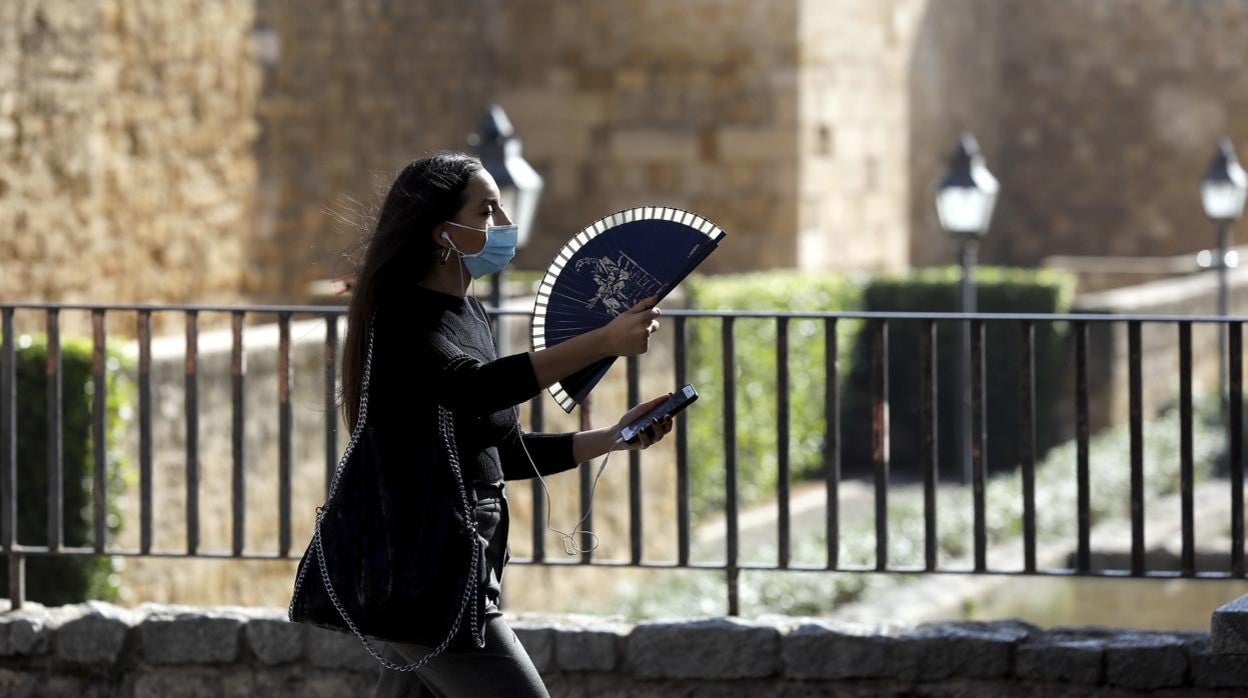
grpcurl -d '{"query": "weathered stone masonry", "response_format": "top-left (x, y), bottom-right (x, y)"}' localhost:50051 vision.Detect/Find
top-left (1, 600), bottom-right (1248, 696)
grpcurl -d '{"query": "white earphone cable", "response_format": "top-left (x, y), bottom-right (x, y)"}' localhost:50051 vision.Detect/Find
top-left (451, 234), bottom-right (611, 555)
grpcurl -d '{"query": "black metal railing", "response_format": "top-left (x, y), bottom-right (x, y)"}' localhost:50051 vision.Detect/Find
top-left (0, 302), bottom-right (1245, 615)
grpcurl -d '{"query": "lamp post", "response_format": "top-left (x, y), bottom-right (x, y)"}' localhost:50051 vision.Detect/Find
top-left (469, 104), bottom-right (544, 352)
top-left (935, 132), bottom-right (999, 486)
top-left (1200, 137), bottom-right (1248, 411)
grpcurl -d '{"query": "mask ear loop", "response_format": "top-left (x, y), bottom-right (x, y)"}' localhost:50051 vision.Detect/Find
top-left (444, 229), bottom-right (491, 328)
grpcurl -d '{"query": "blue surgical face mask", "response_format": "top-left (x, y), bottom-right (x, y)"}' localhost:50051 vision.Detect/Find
top-left (443, 221), bottom-right (518, 279)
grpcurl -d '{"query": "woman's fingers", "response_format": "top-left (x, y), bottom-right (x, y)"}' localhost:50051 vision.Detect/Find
top-left (629, 295), bottom-right (659, 314)
top-left (624, 394), bottom-right (670, 422)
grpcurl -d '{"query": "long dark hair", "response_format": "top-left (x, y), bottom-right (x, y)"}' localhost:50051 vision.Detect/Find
top-left (341, 152), bottom-right (482, 430)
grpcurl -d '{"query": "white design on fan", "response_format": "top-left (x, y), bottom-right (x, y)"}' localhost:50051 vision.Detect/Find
top-left (575, 252), bottom-right (662, 316)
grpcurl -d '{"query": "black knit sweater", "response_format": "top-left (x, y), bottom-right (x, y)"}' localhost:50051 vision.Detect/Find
top-left (369, 283), bottom-right (579, 483)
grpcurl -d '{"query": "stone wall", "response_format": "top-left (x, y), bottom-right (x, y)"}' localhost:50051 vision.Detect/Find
top-left (1, 601), bottom-right (1248, 696)
top-left (909, 0), bottom-right (1248, 269)
top-left (489, 0), bottom-right (804, 275)
top-left (0, 0), bottom-right (259, 318)
top-left (1075, 267), bottom-right (1248, 431)
top-left (8, 1), bottom-right (1248, 308)
top-left (247, 0), bottom-right (495, 302)
top-left (797, 0), bottom-right (925, 274)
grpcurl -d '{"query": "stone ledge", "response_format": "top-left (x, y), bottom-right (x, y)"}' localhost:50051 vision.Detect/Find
top-left (0, 602), bottom-right (1243, 694)
top-left (626, 617), bottom-right (780, 680)
top-left (1212, 593), bottom-right (1248, 655)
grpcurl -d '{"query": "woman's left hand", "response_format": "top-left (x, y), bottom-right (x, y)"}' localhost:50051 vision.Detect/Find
top-left (611, 394), bottom-right (675, 451)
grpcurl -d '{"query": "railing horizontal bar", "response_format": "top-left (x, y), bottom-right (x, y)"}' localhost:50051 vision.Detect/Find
top-left (10, 302), bottom-right (1248, 325)
top-left (501, 558), bottom-right (1246, 579)
top-left (0, 543), bottom-right (1235, 580)
top-left (518, 308), bottom-right (1248, 323)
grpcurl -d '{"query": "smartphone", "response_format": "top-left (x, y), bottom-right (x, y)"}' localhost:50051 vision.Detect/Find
top-left (618, 384), bottom-right (699, 443)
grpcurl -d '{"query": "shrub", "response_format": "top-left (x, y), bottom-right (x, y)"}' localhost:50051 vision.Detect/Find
top-left (0, 333), bottom-right (128, 604)
top-left (841, 267), bottom-right (1077, 481)
top-left (685, 271), bottom-right (865, 522)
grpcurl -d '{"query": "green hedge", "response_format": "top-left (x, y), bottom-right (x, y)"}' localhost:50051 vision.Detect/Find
top-left (0, 334), bottom-right (128, 604)
top-left (684, 267), bottom-right (1075, 521)
top-left (842, 267), bottom-right (1076, 480)
top-left (685, 272), bottom-right (864, 521)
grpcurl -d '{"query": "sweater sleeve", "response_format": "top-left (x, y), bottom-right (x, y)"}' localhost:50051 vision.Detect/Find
top-left (497, 422), bottom-right (579, 481)
top-left (420, 332), bottom-right (543, 416)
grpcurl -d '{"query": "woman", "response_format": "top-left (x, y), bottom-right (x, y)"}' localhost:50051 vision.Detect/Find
top-left (341, 152), bottom-right (673, 697)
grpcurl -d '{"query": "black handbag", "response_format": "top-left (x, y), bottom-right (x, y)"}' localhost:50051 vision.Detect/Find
top-left (288, 316), bottom-right (485, 671)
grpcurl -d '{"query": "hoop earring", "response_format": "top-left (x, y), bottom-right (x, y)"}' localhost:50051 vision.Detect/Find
top-left (440, 247), bottom-right (452, 265)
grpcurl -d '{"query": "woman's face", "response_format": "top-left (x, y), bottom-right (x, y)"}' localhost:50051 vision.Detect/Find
top-left (439, 169), bottom-right (513, 256)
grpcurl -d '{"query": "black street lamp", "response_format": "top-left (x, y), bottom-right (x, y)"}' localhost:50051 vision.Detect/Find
top-left (1200, 137), bottom-right (1247, 410)
top-left (469, 104), bottom-right (544, 351)
top-left (935, 132), bottom-right (999, 485)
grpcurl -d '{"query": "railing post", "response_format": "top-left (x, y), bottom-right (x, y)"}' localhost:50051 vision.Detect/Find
top-left (47, 309), bottom-right (63, 554)
top-left (2, 307), bottom-right (22, 610)
top-left (723, 317), bottom-right (739, 615)
top-left (871, 320), bottom-right (889, 572)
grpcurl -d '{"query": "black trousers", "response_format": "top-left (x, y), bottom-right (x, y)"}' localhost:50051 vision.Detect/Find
top-left (373, 481), bottom-right (549, 698)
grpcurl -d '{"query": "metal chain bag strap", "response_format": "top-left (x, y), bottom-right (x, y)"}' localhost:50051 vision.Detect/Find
top-left (288, 315), bottom-right (485, 672)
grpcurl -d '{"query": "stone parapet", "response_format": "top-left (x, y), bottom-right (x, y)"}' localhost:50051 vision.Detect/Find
top-left (0, 601), bottom-right (1246, 696)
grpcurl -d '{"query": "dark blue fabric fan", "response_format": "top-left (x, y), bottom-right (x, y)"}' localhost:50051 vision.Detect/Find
top-left (531, 206), bottom-right (726, 412)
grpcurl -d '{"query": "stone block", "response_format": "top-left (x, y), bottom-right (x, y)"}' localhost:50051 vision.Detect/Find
top-left (0, 604), bottom-right (64, 657)
top-left (1186, 635), bottom-right (1248, 689)
top-left (304, 626), bottom-right (377, 674)
top-left (1105, 632), bottom-right (1188, 689)
top-left (140, 610), bottom-right (244, 664)
top-left (0, 669), bottom-right (38, 697)
top-left (891, 621), bottom-right (1033, 681)
top-left (133, 669), bottom-right (222, 698)
top-left (781, 622), bottom-right (891, 680)
top-left (55, 601), bottom-right (137, 666)
top-left (245, 617), bottom-right (305, 665)
top-left (627, 617), bottom-right (779, 680)
top-left (1212, 593), bottom-right (1248, 654)
top-left (554, 626), bottom-right (623, 672)
top-left (1015, 636), bottom-right (1104, 685)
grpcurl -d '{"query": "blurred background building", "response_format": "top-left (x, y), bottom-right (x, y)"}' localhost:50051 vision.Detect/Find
top-left (4, 0), bottom-right (1248, 304)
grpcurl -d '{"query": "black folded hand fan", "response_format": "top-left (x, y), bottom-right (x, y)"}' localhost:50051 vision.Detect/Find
top-left (531, 206), bottom-right (726, 412)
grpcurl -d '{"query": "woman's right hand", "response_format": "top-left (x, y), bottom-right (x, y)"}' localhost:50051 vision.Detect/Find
top-left (598, 296), bottom-right (661, 357)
